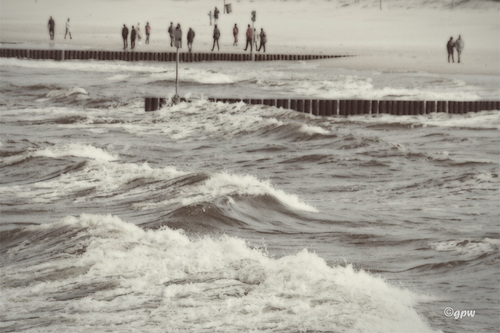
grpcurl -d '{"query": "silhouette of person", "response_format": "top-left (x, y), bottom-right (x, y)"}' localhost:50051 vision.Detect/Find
top-left (447, 37), bottom-right (454, 63)
top-left (48, 16), bottom-right (55, 40)
top-left (455, 35), bottom-right (464, 63)
top-left (122, 24), bottom-right (129, 49)
top-left (212, 24), bottom-right (220, 51)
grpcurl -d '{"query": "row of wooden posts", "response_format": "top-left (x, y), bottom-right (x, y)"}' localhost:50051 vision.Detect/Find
top-left (0, 48), bottom-right (348, 62)
top-left (145, 97), bottom-right (500, 114)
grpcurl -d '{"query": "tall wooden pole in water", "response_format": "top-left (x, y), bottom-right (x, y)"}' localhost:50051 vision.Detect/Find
top-left (175, 47), bottom-right (179, 96)
top-left (251, 11), bottom-right (256, 61)
top-left (173, 27), bottom-right (181, 104)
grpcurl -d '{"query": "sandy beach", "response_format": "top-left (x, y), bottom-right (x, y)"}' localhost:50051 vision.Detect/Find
top-left (1, 0), bottom-right (499, 75)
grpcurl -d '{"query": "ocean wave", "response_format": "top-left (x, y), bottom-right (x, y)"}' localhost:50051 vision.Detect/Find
top-left (33, 143), bottom-right (119, 162)
top-left (182, 171), bottom-right (318, 213)
top-left (0, 214), bottom-right (438, 333)
top-left (139, 170), bottom-right (319, 232)
top-left (0, 143), bottom-right (113, 169)
top-left (34, 87), bottom-right (90, 105)
top-left (348, 111), bottom-right (500, 130)
top-left (430, 238), bottom-right (500, 257)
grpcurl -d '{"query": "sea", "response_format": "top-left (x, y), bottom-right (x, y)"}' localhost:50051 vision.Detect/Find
top-left (0, 57), bottom-right (499, 333)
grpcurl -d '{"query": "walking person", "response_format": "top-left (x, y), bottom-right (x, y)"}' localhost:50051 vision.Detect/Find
top-left (136, 23), bottom-right (142, 43)
top-left (446, 37), bottom-right (454, 63)
top-left (168, 22), bottom-right (174, 47)
top-left (455, 35), bottom-right (464, 63)
top-left (214, 7), bottom-right (220, 25)
top-left (145, 22), bottom-right (151, 44)
top-left (64, 18), bottom-right (72, 39)
top-left (233, 24), bottom-right (239, 46)
top-left (48, 16), bottom-right (55, 40)
top-left (122, 24), bottom-right (129, 49)
top-left (257, 28), bottom-right (267, 52)
top-left (208, 11), bottom-right (213, 25)
top-left (211, 24), bottom-right (220, 51)
top-left (187, 28), bottom-right (195, 53)
top-left (243, 24), bottom-right (252, 51)
top-left (130, 25), bottom-right (136, 49)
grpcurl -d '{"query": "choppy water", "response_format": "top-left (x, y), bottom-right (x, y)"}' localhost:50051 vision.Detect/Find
top-left (1, 58), bottom-right (499, 333)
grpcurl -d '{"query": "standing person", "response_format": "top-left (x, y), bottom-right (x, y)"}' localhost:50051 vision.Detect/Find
top-left (174, 24), bottom-right (182, 48)
top-left (168, 22), bottom-right (174, 47)
top-left (187, 28), bottom-right (195, 53)
top-left (253, 28), bottom-right (259, 50)
top-left (65, 18), bottom-right (72, 39)
top-left (233, 24), bottom-right (239, 46)
top-left (130, 25), bottom-right (136, 49)
top-left (208, 11), bottom-right (213, 25)
top-left (136, 23), bottom-right (142, 43)
top-left (211, 24), bottom-right (220, 51)
top-left (122, 24), bottom-right (129, 49)
top-left (145, 22), bottom-right (151, 44)
top-left (243, 24), bottom-right (252, 51)
top-left (48, 16), bottom-right (55, 40)
top-left (446, 37), bottom-right (454, 63)
top-left (455, 35), bottom-right (464, 63)
top-left (214, 7), bottom-right (219, 25)
top-left (257, 28), bottom-right (267, 52)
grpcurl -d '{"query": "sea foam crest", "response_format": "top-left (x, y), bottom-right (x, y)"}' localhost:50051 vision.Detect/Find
top-left (2, 214), bottom-right (438, 333)
top-left (33, 143), bottom-right (118, 162)
top-left (184, 171), bottom-right (319, 213)
top-left (430, 238), bottom-right (500, 257)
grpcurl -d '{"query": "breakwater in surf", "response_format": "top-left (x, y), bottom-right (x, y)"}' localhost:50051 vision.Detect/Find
top-left (0, 48), bottom-right (350, 62)
top-left (145, 97), bottom-right (500, 115)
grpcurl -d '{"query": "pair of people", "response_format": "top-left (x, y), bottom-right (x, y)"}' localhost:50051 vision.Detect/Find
top-left (121, 23), bottom-right (144, 49)
top-left (243, 25), bottom-right (267, 52)
top-left (121, 25), bottom-right (137, 49)
top-left (168, 23), bottom-right (195, 52)
top-left (47, 17), bottom-right (72, 40)
top-left (447, 35), bottom-right (464, 63)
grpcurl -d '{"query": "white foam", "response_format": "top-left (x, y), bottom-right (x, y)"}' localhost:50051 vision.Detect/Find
top-left (5, 155), bottom-right (186, 204)
top-left (33, 143), bottom-right (118, 162)
top-left (299, 123), bottom-right (330, 135)
top-left (430, 238), bottom-right (500, 257)
top-left (2, 214), bottom-right (439, 333)
top-left (35, 87), bottom-right (90, 103)
top-left (185, 171), bottom-right (319, 213)
top-left (328, 111), bottom-right (500, 130)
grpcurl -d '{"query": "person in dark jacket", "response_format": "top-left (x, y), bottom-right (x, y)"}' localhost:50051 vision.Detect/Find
top-left (48, 16), bottom-right (55, 40)
top-left (211, 25), bottom-right (220, 51)
top-left (122, 24), bottom-right (129, 49)
top-left (243, 24), bottom-right (252, 51)
top-left (214, 7), bottom-right (219, 25)
top-left (130, 26), bottom-right (136, 49)
top-left (168, 22), bottom-right (174, 47)
top-left (233, 24), bottom-right (239, 46)
top-left (446, 37), bottom-right (454, 63)
top-left (257, 28), bottom-right (267, 52)
top-left (187, 28), bottom-right (195, 53)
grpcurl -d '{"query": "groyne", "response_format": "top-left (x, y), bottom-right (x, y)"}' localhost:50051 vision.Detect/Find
top-left (0, 48), bottom-right (350, 62)
top-left (145, 97), bottom-right (500, 115)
